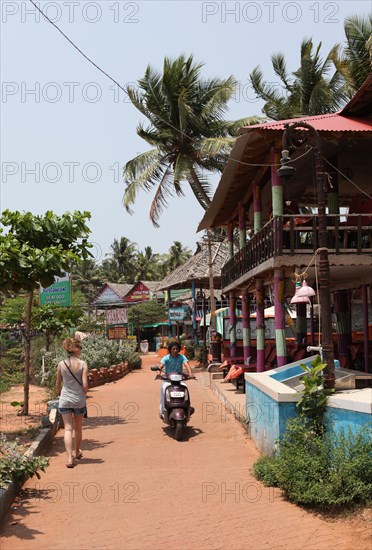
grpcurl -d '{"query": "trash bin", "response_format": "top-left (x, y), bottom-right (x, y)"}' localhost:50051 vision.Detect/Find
top-left (210, 341), bottom-right (222, 362)
top-left (140, 340), bottom-right (149, 354)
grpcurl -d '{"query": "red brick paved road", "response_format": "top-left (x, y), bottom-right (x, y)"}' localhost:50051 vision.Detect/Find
top-left (1, 354), bottom-right (370, 549)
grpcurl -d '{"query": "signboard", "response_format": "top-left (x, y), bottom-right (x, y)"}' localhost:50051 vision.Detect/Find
top-left (106, 308), bottom-right (128, 325)
top-left (108, 326), bottom-right (127, 340)
top-left (125, 282), bottom-right (150, 302)
top-left (169, 307), bottom-right (188, 321)
top-left (40, 273), bottom-right (71, 307)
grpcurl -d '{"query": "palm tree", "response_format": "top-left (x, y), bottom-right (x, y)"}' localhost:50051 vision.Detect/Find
top-left (98, 258), bottom-right (123, 283)
top-left (71, 259), bottom-right (102, 317)
top-left (167, 241), bottom-right (192, 271)
top-left (249, 39), bottom-right (348, 120)
top-left (133, 246), bottom-right (160, 280)
top-left (109, 237), bottom-right (138, 281)
top-left (331, 14), bottom-right (372, 94)
top-left (123, 54), bottom-right (261, 226)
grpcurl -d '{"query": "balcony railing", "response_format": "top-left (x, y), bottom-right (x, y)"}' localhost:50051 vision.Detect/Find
top-left (222, 214), bottom-right (372, 288)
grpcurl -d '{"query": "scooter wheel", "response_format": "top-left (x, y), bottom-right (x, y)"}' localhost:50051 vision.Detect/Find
top-left (175, 420), bottom-right (183, 441)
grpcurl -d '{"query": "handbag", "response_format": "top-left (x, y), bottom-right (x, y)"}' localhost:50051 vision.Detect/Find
top-left (63, 360), bottom-right (88, 418)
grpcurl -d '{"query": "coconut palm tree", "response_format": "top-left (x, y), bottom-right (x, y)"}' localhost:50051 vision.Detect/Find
top-left (71, 259), bottom-right (102, 317)
top-left (123, 54), bottom-right (261, 226)
top-left (167, 241), bottom-right (192, 271)
top-left (249, 38), bottom-right (348, 120)
top-left (331, 14), bottom-right (372, 94)
top-left (133, 246), bottom-right (160, 280)
top-left (109, 237), bottom-right (138, 281)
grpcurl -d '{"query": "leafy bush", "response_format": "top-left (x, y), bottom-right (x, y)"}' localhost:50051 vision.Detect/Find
top-left (80, 334), bottom-right (141, 370)
top-left (183, 340), bottom-right (195, 360)
top-left (0, 433), bottom-right (49, 488)
top-left (253, 418), bottom-right (372, 509)
top-left (252, 455), bottom-right (279, 487)
top-left (37, 335), bottom-right (141, 393)
top-left (0, 347), bottom-right (24, 394)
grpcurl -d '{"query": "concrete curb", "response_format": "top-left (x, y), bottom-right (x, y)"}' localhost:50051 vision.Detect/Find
top-left (0, 415), bottom-right (60, 525)
top-left (209, 372), bottom-right (249, 427)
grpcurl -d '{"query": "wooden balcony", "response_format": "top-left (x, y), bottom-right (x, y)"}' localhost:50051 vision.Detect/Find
top-left (222, 214), bottom-right (372, 289)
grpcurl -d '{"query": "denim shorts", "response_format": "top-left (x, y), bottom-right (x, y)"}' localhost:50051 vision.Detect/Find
top-left (59, 406), bottom-right (86, 416)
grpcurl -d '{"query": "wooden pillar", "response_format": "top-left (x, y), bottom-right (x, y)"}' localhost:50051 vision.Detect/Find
top-left (242, 288), bottom-right (251, 365)
top-left (296, 303), bottom-right (307, 347)
top-left (271, 148), bottom-right (283, 217)
top-left (334, 289), bottom-right (351, 364)
top-left (253, 181), bottom-right (262, 234)
top-left (192, 279), bottom-right (198, 347)
top-left (327, 155), bottom-right (340, 215)
top-left (229, 291), bottom-right (237, 358)
top-left (362, 285), bottom-right (370, 373)
top-left (227, 221), bottom-right (234, 259)
top-left (274, 269), bottom-right (287, 366)
top-left (238, 202), bottom-right (246, 250)
top-left (256, 278), bottom-right (265, 372)
top-left (167, 289), bottom-right (172, 336)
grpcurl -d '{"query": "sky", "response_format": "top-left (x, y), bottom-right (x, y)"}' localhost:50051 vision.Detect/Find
top-left (1, 0), bottom-right (370, 264)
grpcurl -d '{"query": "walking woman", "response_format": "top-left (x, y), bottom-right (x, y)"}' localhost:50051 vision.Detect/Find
top-left (57, 337), bottom-right (89, 468)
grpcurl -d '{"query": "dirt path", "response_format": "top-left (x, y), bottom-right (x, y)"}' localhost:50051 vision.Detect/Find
top-left (1, 354), bottom-right (370, 549)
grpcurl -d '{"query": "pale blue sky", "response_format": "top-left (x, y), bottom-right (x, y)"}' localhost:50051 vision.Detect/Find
top-left (1, 0), bottom-right (370, 263)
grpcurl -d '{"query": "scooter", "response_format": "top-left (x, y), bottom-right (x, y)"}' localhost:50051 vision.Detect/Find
top-left (151, 366), bottom-right (195, 441)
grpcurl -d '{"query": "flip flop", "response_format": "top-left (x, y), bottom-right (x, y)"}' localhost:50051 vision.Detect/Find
top-left (74, 451), bottom-right (83, 460)
top-left (66, 463), bottom-right (75, 468)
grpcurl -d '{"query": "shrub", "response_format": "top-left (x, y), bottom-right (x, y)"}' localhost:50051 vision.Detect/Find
top-left (184, 340), bottom-right (195, 360)
top-left (252, 455), bottom-right (279, 487)
top-left (37, 335), bottom-right (142, 393)
top-left (253, 418), bottom-right (372, 509)
top-left (0, 433), bottom-right (49, 489)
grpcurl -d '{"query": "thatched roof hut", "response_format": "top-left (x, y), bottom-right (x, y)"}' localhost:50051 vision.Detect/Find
top-left (157, 240), bottom-right (228, 291)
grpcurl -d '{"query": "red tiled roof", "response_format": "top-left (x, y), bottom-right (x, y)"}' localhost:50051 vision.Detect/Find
top-left (240, 112), bottom-right (372, 134)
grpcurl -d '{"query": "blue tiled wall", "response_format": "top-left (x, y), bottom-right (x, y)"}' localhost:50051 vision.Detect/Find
top-left (245, 382), bottom-right (297, 455)
top-left (246, 380), bottom-right (371, 454)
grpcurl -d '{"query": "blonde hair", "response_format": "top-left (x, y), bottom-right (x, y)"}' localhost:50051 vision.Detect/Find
top-left (63, 337), bottom-right (82, 354)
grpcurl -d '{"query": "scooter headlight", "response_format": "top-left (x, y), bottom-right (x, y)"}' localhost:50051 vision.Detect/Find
top-left (169, 373), bottom-right (182, 382)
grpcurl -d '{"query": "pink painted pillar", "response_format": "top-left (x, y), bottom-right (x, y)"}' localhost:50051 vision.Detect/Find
top-left (274, 269), bottom-right (287, 367)
top-left (256, 278), bottom-right (265, 372)
top-left (229, 291), bottom-right (237, 358)
top-left (242, 288), bottom-right (251, 365)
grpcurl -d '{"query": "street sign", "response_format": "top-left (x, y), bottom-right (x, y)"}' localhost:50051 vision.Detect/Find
top-left (40, 273), bottom-right (71, 307)
top-left (106, 308), bottom-right (128, 325)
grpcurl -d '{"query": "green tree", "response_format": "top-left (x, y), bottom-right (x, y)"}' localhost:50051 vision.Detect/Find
top-left (32, 303), bottom-right (84, 350)
top-left (167, 241), bottom-right (192, 271)
top-left (71, 259), bottom-right (102, 317)
top-left (123, 54), bottom-right (261, 226)
top-left (249, 38), bottom-right (348, 120)
top-left (98, 258), bottom-right (123, 283)
top-left (127, 301), bottom-right (167, 343)
top-left (0, 210), bottom-right (92, 414)
top-left (109, 237), bottom-right (138, 281)
top-left (133, 246), bottom-right (160, 280)
top-left (0, 295), bottom-right (28, 327)
top-left (331, 14), bottom-right (372, 93)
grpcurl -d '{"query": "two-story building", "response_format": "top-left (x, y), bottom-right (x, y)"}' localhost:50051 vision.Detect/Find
top-left (198, 76), bottom-right (372, 372)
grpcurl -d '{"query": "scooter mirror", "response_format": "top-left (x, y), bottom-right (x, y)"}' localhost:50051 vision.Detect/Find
top-left (150, 365), bottom-right (160, 371)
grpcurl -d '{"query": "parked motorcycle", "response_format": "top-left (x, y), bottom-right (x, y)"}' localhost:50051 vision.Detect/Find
top-left (151, 366), bottom-right (195, 441)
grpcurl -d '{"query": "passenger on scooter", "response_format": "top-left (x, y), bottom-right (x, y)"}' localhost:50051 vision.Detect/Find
top-left (159, 341), bottom-right (194, 417)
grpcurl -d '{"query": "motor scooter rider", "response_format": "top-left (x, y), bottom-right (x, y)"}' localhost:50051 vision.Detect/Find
top-left (159, 341), bottom-right (194, 418)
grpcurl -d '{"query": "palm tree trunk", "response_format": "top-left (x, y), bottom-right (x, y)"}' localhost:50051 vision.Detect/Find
top-left (23, 289), bottom-right (33, 415)
top-left (188, 167), bottom-right (212, 210)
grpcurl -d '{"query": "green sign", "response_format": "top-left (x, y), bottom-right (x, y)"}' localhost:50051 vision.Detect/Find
top-left (40, 273), bottom-right (71, 307)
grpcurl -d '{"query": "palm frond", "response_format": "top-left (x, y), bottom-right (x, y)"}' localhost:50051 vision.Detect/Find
top-left (150, 163), bottom-right (180, 227)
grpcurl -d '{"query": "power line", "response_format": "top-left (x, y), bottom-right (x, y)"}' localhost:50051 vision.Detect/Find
top-left (28, 0), bottom-right (127, 95)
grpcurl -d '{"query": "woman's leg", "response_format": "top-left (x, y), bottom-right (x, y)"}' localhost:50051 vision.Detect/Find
top-left (73, 414), bottom-right (84, 457)
top-left (62, 412), bottom-right (74, 465)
